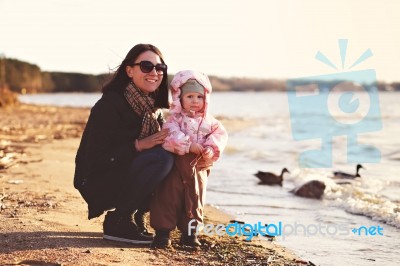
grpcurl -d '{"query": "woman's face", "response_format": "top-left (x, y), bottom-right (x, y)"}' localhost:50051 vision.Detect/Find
top-left (126, 51), bottom-right (164, 94)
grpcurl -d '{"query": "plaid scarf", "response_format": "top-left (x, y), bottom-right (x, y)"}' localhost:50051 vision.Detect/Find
top-left (124, 82), bottom-right (161, 139)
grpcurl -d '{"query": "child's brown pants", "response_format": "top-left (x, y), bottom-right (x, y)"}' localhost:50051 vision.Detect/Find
top-left (150, 153), bottom-right (210, 234)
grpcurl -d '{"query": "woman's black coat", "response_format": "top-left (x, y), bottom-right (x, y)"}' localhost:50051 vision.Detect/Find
top-left (73, 89), bottom-right (163, 219)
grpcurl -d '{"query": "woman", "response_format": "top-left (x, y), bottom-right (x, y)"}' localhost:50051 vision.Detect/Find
top-left (73, 44), bottom-right (174, 244)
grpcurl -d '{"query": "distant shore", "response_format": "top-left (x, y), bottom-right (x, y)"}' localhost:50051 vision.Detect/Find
top-left (0, 104), bottom-right (311, 265)
top-left (3, 57), bottom-right (400, 95)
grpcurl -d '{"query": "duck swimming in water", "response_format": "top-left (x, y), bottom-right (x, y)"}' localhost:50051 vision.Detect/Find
top-left (254, 168), bottom-right (290, 186)
top-left (333, 164), bottom-right (364, 179)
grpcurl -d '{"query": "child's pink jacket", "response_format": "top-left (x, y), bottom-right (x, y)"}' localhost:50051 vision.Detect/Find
top-left (162, 70), bottom-right (228, 164)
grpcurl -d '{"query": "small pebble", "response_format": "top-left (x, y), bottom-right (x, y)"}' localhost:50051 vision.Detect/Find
top-left (7, 179), bottom-right (24, 184)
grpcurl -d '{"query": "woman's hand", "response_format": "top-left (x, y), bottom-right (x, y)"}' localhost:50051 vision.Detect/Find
top-left (137, 128), bottom-right (169, 150)
top-left (189, 143), bottom-right (204, 155)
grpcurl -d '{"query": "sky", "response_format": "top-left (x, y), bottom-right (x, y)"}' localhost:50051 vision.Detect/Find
top-left (1, 0), bottom-right (400, 82)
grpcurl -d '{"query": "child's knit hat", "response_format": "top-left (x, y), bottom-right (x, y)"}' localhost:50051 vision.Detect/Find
top-left (180, 79), bottom-right (205, 97)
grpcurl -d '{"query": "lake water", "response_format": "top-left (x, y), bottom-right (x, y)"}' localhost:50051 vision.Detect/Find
top-left (19, 91), bottom-right (400, 266)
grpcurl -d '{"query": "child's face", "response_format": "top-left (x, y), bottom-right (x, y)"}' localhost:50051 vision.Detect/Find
top-left (181, 92), bottom-right (204, 112)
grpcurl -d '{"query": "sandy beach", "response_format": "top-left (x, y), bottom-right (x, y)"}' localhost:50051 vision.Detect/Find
top-left (0, 104), bottom-right (311, 266)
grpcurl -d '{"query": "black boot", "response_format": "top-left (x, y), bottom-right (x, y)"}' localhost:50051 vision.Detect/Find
top-left (103, 210), bottom-right (153, 244)
top-left (151, 230), bottom-right (171, 248)
top-left (134, 208), bottom-right (154, 238)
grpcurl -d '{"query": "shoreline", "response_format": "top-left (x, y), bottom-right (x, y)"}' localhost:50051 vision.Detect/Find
top-left (0, 104), bottom-right (310, 265)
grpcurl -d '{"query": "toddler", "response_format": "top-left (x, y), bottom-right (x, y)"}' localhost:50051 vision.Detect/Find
top-left (150, 70), bottom-right (228, 247)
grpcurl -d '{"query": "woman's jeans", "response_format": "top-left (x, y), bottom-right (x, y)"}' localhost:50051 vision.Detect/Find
top-left (115, 146), bottom-right (174, 214)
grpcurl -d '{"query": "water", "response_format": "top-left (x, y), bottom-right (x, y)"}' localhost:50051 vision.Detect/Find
top-left (19, 91), bottom-right (400, 265)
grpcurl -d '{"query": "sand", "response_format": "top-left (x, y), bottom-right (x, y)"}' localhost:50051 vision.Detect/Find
top-left (0, 104), bottom-right (311, 265)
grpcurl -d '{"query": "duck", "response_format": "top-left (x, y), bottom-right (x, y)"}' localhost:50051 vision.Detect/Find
top-left (254, 168), bottom-right (290, 186)
top-left (333, 164), bottom-right (364, 179)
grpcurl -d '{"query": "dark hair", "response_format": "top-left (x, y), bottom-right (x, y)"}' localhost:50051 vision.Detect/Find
top-left (102, 44), bottom-right (169, 108)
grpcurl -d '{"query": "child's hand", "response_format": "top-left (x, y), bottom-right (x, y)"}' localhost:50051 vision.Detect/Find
top-left (202, 146), bottom-right (214, 159)
top-left (190, 143), bottom-right (203, 155)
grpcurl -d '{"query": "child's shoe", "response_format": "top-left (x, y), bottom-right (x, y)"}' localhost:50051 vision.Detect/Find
top-left (151, 230), bottom-right (171, 248)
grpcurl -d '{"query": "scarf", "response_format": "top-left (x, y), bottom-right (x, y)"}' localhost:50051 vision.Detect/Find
top-left (124, 82), bottom-right (161, 139)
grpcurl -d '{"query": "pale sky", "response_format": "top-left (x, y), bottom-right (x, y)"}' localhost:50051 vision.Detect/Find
top-left (1, 0), bottom-right (399, 82)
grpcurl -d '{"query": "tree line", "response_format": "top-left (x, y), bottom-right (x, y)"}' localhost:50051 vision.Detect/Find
top-left (0, 58), bottom-right (107, 93)
top-left (0, 57), bottom-right (399, 94)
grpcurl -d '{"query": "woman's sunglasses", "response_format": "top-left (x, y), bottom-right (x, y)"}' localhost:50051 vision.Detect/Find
top-left (132, 61), bottom-right (167, 74)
